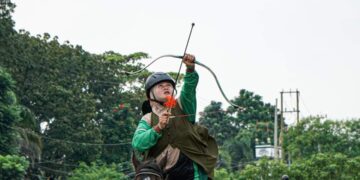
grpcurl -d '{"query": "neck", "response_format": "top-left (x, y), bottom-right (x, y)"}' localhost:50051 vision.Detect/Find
top-left (149, 100), bottom-right (167, 117)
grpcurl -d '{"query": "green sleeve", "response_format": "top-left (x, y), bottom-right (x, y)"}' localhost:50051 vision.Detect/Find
top-left (180, 71), bottom-right (199, 124)
top-left (132, 119), bottom-right (162, 152)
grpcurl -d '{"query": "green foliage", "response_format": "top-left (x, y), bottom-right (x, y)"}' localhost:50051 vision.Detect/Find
top-left (0, 0), bottom-right (16, 39)
top-left (289, 153), bottom-right (360, 179)
top-left (0, 2), bottom-right (156, 177)
top-left (0, 23), bottom-right (151, 177)
top-left (284, 117), bottom-right (360, 159)
top-left (200, 90), bottom-right (278, 171)
top-left (0, 67), bottom-right (20, 154)
top-left (100, 108), bottom-right (135, 164)
top-left (70, 162), bottom-right (127, 180)
top-left (199, 89), bottom-right (277, 146)
top-left (227, 89), bottom-right (277, 145)
top-left (238, 158), bottom-right (288, 180)
top-left (2, 1), bottom-right (360, 179)
top-left (236, 153), bottom-right (360, 179)
top-left (199, 101), bottom-right (236, 145)
top-left (17, 106), bottom-right (43, 163)
top-left (0, 154), bottom-right (29, 180)
top-left (215, 168), bottom-right (231, 180)
top-left (224, 128), bottom-right (255, 170)
top-left (93, 52), bottom-right (147, 164)
top-left (218, 148), bottom-right (232, 169)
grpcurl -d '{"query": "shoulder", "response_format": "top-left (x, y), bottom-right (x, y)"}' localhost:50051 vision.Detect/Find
top-left (176, 97), bottom-right (183, 110)
top-left (142, 113), bottom-right (152, 125)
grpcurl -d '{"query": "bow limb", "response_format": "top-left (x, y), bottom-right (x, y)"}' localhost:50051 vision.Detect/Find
top-left (195, 60), bottom-right (243, 110)
top-left (120, 55), bottom-right (182, 75)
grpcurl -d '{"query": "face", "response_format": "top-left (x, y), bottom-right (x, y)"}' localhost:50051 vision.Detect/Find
top-left (152, 81), bottom-right (174, 102)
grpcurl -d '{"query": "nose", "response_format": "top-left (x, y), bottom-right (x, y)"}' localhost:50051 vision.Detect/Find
top-left (161, 84), bottom-right (171, 90)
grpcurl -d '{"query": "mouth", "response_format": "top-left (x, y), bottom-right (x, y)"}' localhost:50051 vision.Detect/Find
top-left (164, 91), bottom-right (171, 95)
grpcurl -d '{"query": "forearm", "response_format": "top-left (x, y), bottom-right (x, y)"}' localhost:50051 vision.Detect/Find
top-left (179, 70), bottom-right (199, 123)
top-left (132, 120), bottom-right (162, 152)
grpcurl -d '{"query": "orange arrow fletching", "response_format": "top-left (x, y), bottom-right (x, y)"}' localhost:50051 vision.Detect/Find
top-left (164, 95), bottom-right (176, 108)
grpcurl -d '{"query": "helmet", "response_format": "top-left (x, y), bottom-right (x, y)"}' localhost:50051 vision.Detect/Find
top-left (145, 72), bottom-right (175, 98)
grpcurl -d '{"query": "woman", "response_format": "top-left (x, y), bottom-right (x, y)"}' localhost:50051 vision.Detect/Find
top-left (132, 54), bottom-right (218, 180)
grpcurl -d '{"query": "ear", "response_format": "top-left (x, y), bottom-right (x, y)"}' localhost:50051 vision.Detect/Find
top-left (132, 151), bottom-right (141, 170)
top-left (157, 151), bottom-right (168, 171)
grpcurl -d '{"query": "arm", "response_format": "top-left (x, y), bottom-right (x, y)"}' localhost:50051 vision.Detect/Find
top-left (132, 119), bottom-right (162, 152)
top-left (179, 55), bottom-right (198, 124)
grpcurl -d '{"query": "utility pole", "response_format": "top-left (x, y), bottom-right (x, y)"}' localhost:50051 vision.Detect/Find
top-left (281, 90), bottom-right (300, 123)
top-left (279, 89), bottom-right (300, 161)
top-left (280, 92), bottom-right (284, 161)
top-left (296, 90), bottom-right (300, 123)
top-left (274, 99), bottom-right (279, 160)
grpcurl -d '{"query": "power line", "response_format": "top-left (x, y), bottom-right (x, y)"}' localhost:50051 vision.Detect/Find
top-left (0, 105), bottom-right (245, 147)
top-left (300, 95), bottom-right (312, 115)
top-left (37, 165), bottom-right (72, 175)
top-left (0, 122), bottom-right (132, 146)
top-left (34, 159), bottom-right (133, 169)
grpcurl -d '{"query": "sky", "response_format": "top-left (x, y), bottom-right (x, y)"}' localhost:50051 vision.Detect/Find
top-left (12, 0), bottom-right (360, 124)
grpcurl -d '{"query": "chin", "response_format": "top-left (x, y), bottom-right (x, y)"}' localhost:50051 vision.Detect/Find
top-left (160, 97), bottom-right (168, 101)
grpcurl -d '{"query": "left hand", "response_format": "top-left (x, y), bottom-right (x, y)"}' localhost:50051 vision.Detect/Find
top-left (183, 54), bottom-right (195, 67)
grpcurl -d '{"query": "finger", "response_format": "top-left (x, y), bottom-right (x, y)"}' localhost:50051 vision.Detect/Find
top-left (184, 54), bottom-right (190, 61)
top-left (162, 112), bottom-right (171, 117)
top-left (189, 55), bottom-right (195, 62)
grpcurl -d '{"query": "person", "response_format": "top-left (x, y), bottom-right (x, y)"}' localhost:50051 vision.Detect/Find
top-left (132, 54), bottom-right (218, 180)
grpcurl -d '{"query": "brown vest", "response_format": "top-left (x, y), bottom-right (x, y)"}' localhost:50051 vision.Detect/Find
top-left (147, 103), bottom-right (218, 179)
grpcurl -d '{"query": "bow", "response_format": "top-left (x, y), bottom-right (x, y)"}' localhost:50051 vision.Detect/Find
top-left (121, 23), bottom-right (242, 110)
top-left (121, 54), bottom-right (242, 109)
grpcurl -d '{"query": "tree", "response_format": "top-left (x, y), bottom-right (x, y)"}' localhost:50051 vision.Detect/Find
top-left (17, 106), bottom-right (42, 163)
top-left (90, 52), bottom-right (148, 164)
top-left (70, 162), bottom-right (127, 180)
top-left (238, 158), bottom-right (288, 180)
top-left (0, 154), bottom-right (29, 180)
top-left (227, 89), bottom-right (276, 143)
top-left (224, 128), bottom-right (255, 171)
top-left (200, 90), bottom-right (278, 171)
top-left (0, 0), bottom-right (16, 45)
top-left (214, 168), bottom-right (231, 180)
top-left (16, 106), bottom-right (43, 178)
top-left (199, 101), bottom-right (236, 146)
top-left (0, 67), bottom-right (20, 154)
top-left (284, 117), bottom-right (360, 160)
top-left (289, 153), bottom-right (360, 179)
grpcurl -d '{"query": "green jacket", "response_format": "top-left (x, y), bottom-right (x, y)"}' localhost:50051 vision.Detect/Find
top-left (132, 71), bottom-right (199, 152)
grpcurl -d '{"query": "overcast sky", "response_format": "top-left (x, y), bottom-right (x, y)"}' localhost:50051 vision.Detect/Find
top-left (12, 0), bottom-right (360, 124)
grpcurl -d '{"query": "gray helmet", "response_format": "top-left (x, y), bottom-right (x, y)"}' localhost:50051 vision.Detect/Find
top-left (145, 72), bottom-right (175, 98)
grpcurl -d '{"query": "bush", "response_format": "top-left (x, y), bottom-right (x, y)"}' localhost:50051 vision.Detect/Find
top-left (0, 154), bottom-right (29, 180)
top-left (70, 162), bottom-right (127, 180)
top-left (238, 158), bottom-right (288, 180)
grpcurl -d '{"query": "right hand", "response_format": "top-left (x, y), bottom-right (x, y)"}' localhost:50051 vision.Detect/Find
top-left (157, 112), bottom-right (170, 129)
top-left (183, 54), bottom-right (195, 67)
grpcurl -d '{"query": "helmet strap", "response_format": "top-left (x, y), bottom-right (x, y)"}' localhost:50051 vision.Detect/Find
top-left (150, 90), bottom-right (165, 106)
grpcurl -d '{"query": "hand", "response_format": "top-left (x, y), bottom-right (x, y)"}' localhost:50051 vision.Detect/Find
top-left (183, 54), bottom-right (195, 67)
top-left (157, 112), bottom-right (170, 129)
